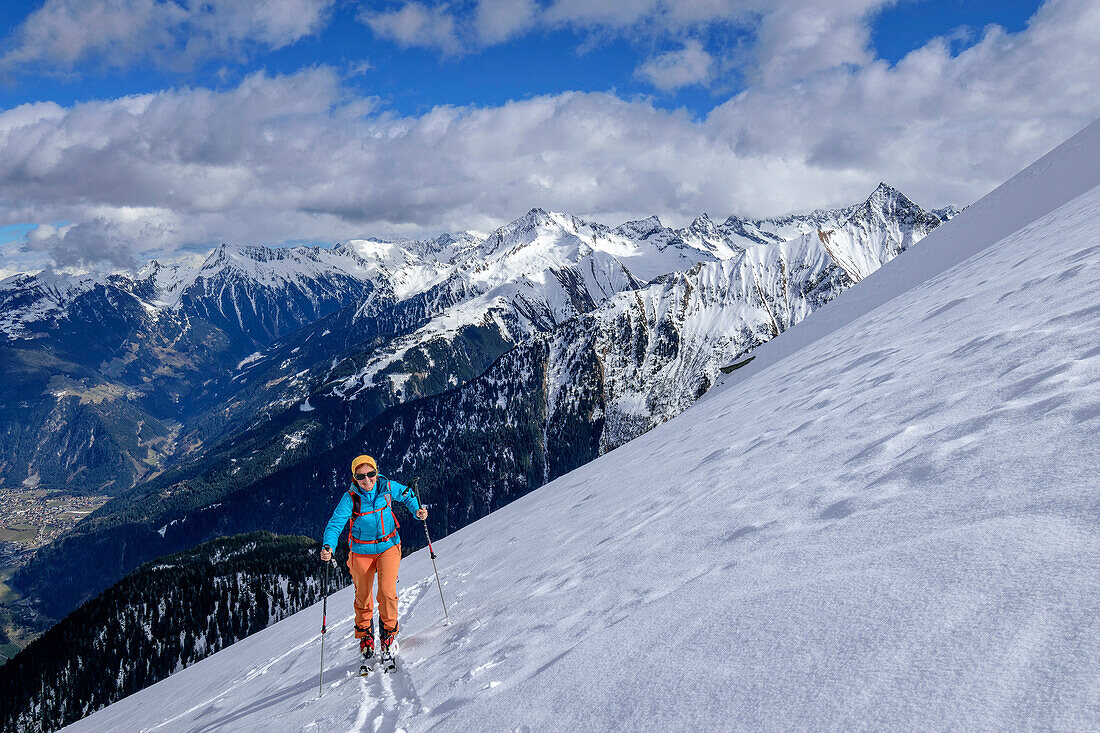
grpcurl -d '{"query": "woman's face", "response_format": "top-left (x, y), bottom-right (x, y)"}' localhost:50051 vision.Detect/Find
top-left (354, 465), bottom-right (377, 490)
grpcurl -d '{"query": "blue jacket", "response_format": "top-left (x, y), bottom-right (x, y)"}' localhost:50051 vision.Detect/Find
top-left (322, 476), bottom-right (420, 556)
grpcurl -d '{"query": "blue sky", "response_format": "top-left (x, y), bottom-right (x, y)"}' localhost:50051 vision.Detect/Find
top-left (0, 0), bottom-right (1096, 273)
top-left (0, 1), bottom-right (1043, 117)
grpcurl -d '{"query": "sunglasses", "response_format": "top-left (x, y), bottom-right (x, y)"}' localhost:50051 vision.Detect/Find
top-left (353, 470), bottom-right (378, 480)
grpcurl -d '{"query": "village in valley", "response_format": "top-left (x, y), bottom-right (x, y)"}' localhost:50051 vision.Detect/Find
top-left (0, 488), bottom-right (108, 555)
top-left (0, 488), bottom-right (110, 653)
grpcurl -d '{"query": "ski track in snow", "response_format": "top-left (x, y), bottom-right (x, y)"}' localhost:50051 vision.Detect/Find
top-left (347, 575), bottom-right (434, 733)
top-left (64, 123), bottom-right (1100, 732)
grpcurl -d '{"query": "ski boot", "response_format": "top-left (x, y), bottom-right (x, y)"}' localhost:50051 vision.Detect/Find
top-left (357, 621), bottom-right (375, 675)
top-left (379, 622), bottom-right (399, 673)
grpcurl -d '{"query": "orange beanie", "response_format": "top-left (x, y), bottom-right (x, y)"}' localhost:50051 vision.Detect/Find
top-left (351, 455), bottom-right (377, 474)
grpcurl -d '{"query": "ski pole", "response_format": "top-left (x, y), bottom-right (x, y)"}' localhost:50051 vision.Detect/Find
top-left (412, 479), bottom-right (450, 625)
top-left (318, 556), bottom-right (336, 697)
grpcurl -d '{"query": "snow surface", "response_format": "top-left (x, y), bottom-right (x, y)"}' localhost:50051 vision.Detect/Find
top-left (65, 125), bottom-right (1100, 731)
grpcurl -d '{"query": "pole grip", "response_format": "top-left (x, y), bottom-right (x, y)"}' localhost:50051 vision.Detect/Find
top-left (412, 480), bottom-right (438, 557)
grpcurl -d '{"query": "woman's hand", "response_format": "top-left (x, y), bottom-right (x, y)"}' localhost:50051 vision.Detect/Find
top-left (320, 545), bottom-right (332, 562)
top-left (416, 508), bottom-right (428, 521)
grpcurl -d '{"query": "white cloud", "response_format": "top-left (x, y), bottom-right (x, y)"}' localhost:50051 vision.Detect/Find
top-left (504, 0), bottom-right (889, 90)
top-left (708, 0), bottom-right (1100, 204)
top-left (361, 0), bottom-right (539, 53)
top-left (0, 0), bottom-right (1097, 273)
top-left (636, 40), bottom-right (715, 90)
top-left (544, 0), bottom-right (662, 27)
top-left (0, 0), bottom-right (334, 74)
top-left (745, 0), bottom-right (883, 85)
top-left (476, 0), bottom-right (539, 44)
top-left (361, 2), bottom-right (462, 55)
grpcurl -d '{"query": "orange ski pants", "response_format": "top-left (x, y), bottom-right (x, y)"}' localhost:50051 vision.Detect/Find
top-left (348, 544), bottom-right (401, 636)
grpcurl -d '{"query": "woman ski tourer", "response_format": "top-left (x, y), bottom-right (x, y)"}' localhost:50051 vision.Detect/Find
top-left (320, 454), bottom-right (426, 663)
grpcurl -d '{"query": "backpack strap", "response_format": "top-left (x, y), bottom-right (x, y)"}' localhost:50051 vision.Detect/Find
top-left (347, 489), bottom-right (362, 549)
top-left (347, 487), bottom-right (399, 550)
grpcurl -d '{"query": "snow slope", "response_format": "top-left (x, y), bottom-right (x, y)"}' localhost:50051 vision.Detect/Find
top-left (66, 129), bottom-right (1100, 731)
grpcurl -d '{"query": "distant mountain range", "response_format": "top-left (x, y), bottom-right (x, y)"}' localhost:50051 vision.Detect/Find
top-left (3, 184), bottom-right (954, 623)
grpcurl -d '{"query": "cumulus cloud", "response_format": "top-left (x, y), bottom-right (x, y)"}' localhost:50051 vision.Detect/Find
top-left (745, 0), bottom-right (882, 85)
top-left (476, 0), bottom-right (539, 44)
top-left (0, 0), bottom-right (334, 74)
top-left (360, 2), bottom-right (462, 55)
top-left (543, 0), bottom-right (662, 27)
top-left (359, 0), bottom-right (888, 90)
top-left (710, 0), bottom-right (1100, 198)
top-left (0, 0), bottom-right (1098, 273)
top-left (361, 0), bottom-right (538, 53)
top-left (636, 40), bottom-right (715, 90)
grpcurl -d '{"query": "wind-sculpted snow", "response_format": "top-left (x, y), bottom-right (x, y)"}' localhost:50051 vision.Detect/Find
top-left (65, 139), bottom-right (1100, 731)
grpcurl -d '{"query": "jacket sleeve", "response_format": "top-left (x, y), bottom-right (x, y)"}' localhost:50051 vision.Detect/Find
top-left (322, 491), bottom-right (353, 549)
top-left (388, 479), bottom-right (420, 514)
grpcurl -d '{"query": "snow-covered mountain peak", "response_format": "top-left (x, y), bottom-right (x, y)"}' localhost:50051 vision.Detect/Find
top-left (712, 183), bottom-right (944, 253)
top-left (342, 237), bottom-right (420, 268)
top-left (688, 212), bottom-right (713, 229)
top-left (613, 215), bottom-right (665, 241)
top-left (868, 180), bottom-right (902, 200)
top-left (136, 259), bottom-right (164, 279)
top-left (677, 212), bottom-right (743, 258)
top-left (197, 241), bottom-right (313, 276)
top-left (416, 231), bottom-right (484, 263)
top-left (122, 259), bottom-right (197, 308)
top-left (716, 215), bottom-right (788, 248)
top-left (0, 268), bottom-right (99, 296)
top-left (187, 242), bottom-right (378, 291)
top-left (340, 237), bottom-right (460, 300)
top-left (470, 208), bottom-right (598, 274)
top-left (199, 241), bottom-right (234, 269)
top-left (489, 207), bottom-right (579, 243)
top-left (523, 206), bottom-right (551, 221)
top-left (932, 204), bottom-right (962, 221)
top-left (0, 269), bottom-right (103, 337)
top-left (850, 182), bottom-right (935, 229)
